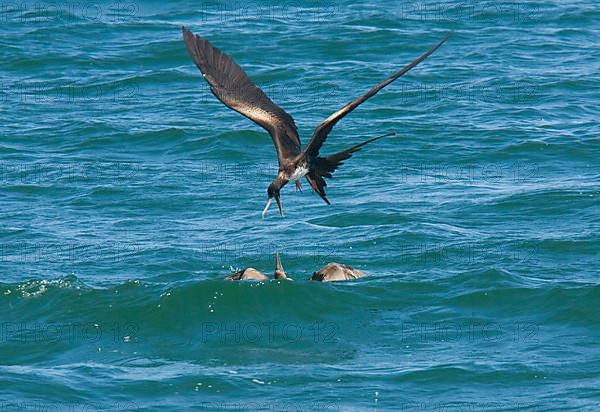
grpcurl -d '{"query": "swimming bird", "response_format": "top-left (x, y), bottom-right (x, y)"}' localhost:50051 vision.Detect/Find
top-left (310, 262), bottom-right (366, 282)
top-left (224, 251), bottom-right (290, 280)
top-left (182, 27), bottom-right (449, 217)
top-left (224, 267), bottom-right (268, 281)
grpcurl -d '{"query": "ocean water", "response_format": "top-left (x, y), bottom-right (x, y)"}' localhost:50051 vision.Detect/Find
top-left (1, 0), bottom-right (599, 410)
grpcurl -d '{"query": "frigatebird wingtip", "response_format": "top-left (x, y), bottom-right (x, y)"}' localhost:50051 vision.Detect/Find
top-left (182, 26), bottom-right (193, 42)
top-left (436, 33), bottom-right (452, 49)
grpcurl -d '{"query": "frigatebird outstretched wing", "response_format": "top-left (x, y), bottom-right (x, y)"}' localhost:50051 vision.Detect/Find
top-left (303, 34), bottom-right (451, 158)
top-left (182, 27), bottom-right (301, 165)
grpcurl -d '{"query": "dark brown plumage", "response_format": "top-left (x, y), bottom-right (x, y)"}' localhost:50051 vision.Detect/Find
top-left (182, 27), bottom-right (300, 164)
top-left (182, 27), bottom-right (449, 217)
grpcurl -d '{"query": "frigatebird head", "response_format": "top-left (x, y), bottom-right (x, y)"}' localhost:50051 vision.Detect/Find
top-left (262, 179), bottom-right (286, 218)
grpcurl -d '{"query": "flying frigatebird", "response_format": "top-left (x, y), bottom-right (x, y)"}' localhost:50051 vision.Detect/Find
top-left (182, 27), bottom-right (449, 217)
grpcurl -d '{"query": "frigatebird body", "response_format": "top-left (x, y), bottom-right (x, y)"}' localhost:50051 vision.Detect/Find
top-left (182, 27), bottom-right (449, 217)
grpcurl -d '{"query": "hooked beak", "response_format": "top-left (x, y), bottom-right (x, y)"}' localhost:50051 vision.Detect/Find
top-left (261, 193), bottom-right (284, 218)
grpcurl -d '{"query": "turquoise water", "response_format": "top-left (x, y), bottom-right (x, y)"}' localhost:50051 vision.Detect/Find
top-left (1, 0), bottom-right (599, 410)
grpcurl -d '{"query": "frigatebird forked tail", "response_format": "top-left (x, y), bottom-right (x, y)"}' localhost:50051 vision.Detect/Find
top-left (306, 132), bottom-right (395, 205)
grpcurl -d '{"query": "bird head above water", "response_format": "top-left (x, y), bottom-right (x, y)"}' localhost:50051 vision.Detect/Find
top-left (274, 250), bottom-right (291, 280)
top-left (262, 178), bottom-right (287, 218)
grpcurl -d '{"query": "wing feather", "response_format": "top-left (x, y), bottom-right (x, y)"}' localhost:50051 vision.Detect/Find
top-left (304, 34), bottom-right (450, 157)
top-left (182, 27), bottom-right (301, 164)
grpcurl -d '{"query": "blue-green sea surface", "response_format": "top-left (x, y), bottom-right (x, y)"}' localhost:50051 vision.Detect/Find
top-left (1, 0), bottom-right (599, 410)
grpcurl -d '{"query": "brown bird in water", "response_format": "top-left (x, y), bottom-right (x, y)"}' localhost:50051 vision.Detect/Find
top-left (182, 27), bottom-right (449, 217)
top-left (310, 263), bottom-right (365, 282)
top-left (224, 267), bottom-right (268, 281)
top-left (224, 251), bottom-right (291, 281)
